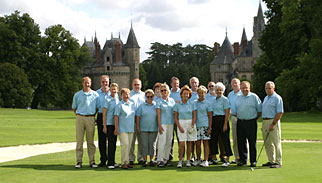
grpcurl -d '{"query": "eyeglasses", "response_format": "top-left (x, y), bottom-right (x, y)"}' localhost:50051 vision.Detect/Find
top-left (161, 90), bottom-right (167, 92)
top-left (146, 96), bottom-right (154, 98)
top-left (208, 85), bottom-right (214, 88)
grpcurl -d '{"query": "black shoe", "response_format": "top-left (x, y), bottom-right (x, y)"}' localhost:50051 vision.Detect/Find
top-left (250, 162), bottom-right (256, 167)
top-left (149, 161), bottom-right (155, 167)
top-left (237, 162), bottom-right (245, 166)
top-left (98, 162), bottom-right (106, 167)
top-left (129, 161), bottom-right (134, 165)
top-left (75, 162), bottom-right (82, 168)
top-left (138, 160), bottom-right (145, 165)
top-left (142, 161), bottom-right (148, 167)
top-left (262, 162), bottom-right (273, 167)
top-left (220, 157), bottom-right (225, 163)
top-left (158, 161), bottom-right (165, 168)
top-left (166, 160), bottom-right (174, 167)
top-left (270, 164), bottom-right (282, 168)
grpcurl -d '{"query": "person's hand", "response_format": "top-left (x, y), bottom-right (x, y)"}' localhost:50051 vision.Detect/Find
top-left (114, 128), bottom-right (119, 135)
top-left (207, 128), bottom-right (211, 135)
top-left (103, 126), bottom-right (107, 134)
top-left (159, 125), bottom-right (164, 134)
top-left (269, 123), bottom-right (275, 131)
top-left (179, 126), bottom-right (184, 133)
top-left (223, 123), bottom-right (228, 132)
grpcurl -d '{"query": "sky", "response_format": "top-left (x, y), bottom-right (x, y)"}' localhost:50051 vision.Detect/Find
top-left (0, 0), bottom-right (267, 61)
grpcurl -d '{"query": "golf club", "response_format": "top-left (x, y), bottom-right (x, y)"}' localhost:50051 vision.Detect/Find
top-left (251, 130), bottom-right (270, 171)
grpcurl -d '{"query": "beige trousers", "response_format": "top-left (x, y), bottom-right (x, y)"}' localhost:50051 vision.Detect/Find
top-left (231, 115), bottom-right (239, 160)
top-left (262, 119), bottom-right (282, 165)
top-left (75, 115), bottom-right (96, 164)
top-left (119, 132), bottom-right (134, 165)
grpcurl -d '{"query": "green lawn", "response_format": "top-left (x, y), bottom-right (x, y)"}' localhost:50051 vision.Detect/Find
top-left (0, 108), bottom-right (322, 147)
top-left (0, 142), bottom-right (321, 183)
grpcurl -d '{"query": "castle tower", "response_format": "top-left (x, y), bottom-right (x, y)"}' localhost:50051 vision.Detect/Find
top-left (94, 32), bottom-right (101, 64)
top-left (125, 23), bottom-right (140, 86)
top-left (252, 0), bottom-right (265, 58)
top-left (240, 27), bottom-right (248, 49)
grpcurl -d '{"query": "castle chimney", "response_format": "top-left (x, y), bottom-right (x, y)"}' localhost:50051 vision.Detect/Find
top-left (214, 42), bottom-right (220, 56)
top-left (233, 42), bottom-right (239, 56)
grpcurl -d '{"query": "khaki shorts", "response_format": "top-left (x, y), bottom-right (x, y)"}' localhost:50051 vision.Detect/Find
top-left (177, 119), bottom-right (197, 142)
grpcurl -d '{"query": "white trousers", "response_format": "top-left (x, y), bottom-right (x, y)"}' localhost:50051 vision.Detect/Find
top-left (157, 124), bottom-right (174, 162)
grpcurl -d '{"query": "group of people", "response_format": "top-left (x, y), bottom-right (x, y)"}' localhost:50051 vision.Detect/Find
top-left (72, 75), bottom-right (283, 170)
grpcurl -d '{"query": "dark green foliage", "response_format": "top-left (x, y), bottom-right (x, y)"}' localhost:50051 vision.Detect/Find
top-left (0, 63), bottom-right (32, 108)
top-left (141, 42), bottom-right (213, 89)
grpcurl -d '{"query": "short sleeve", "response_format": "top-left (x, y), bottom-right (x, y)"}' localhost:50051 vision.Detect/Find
top-left (276, 96), bottom-right (284, 113)
top-left (173, 103), bottom-right (178, 112)
top-left (114, 103), bottom-right (121, 116)
top-left (256, 95), bottom-right (262, 112)
top-left (72, 93), bottom-right (77, 109)
top-left (223, 98), bottom-right (230, 109)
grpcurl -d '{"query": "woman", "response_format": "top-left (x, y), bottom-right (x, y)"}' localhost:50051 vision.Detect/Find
top-left (156, 83), bottom-right (176, 168)
top-left (136, 89), bottom-right (158, 167)
top-left (102, 83), bottom-right (120, 169)
top-left (114, 88), bottom-right (136, 169)
top-left (210, 82), bottom-right (233, 167)
top-left (153, 82), bottom-right (162, 102)
top-left (174, 85), bottom-right (197, 168)
top-left (193, 85), bottom-right (212, 167)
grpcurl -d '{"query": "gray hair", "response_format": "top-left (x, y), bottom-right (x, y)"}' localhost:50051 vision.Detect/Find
top-left (189, 77), bottom-right (199, 85)
top-left (197, 85), bottom-right (208, 93)
top-left (101, 75), bottom-right (109, 80)
top-left (265, 81), bottom-right (275, 88)
top-left (215, 82), bottom-right (226, 93)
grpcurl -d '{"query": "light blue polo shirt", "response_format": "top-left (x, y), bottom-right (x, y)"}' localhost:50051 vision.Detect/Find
top-left (96, 88), bottom-right (111, 113)
top-left (174, 101), bottom-right (197, 120)
top-left (170, 88), bottom-right (181, 103)
top-left (212, 96), bottom-right (230, 116)
top-left (136, 102), bottom-right (158, 132)
top-left (228, 90), bottom-right (242, 115)
top-left (235, 92), bottom-right (262, 120)
top-left (103, 96), bottom-right (120, 125)
top-left (156, 97), bottom-right (176, 124)
top-left (205, 93), bottom-right (216, 103)
top-left (262, 92), bottom-right (284, 118)
top-left (72, 89), bottom-right (100, 115)
top-left (154, 96), bottom-right (162, 103)
top-left (196, 100), bottom-right (212, 127)
top-left (114, 100), bottom-right (136, 133)
top-left (189, 91), bottom-right (199, 103)
top-left (130, 90), bottom-right (145, 109)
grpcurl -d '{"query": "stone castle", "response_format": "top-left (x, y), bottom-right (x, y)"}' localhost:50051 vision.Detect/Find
top-left (82, 24), bottom-right (140, 90)
top-left (210, 1), bottom-right (265, 91)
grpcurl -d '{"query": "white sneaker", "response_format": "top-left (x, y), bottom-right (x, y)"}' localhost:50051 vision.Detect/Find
top-left (108, 165), bottom-right (115, 169)
top-left (75, 162), bottom-right (82, 168)
top-left (177, 160), bottom-right (183, 168)
top-left (186, 160), bottom-right (191, 167)
top-left (200, 161), bottom-right (209, 167)
top-left (90, 163), bottom-right (98, 168)
top-left (192, 159), bottom-right (201, 166)
top-left (221, 162), bottom-right (230, 167)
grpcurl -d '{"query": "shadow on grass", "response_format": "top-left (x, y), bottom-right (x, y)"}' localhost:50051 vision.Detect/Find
top-left (0, 162), bottom-right (269, 172)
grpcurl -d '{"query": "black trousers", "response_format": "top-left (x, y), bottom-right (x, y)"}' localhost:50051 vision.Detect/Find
top-left (237, 118), bottom-right (257, 164)
top-left (210, 115), bottom-right (233, 157)
top-left (106, 125), bottom-right (117, 166)
top-left (97, 113), bottom-right (107, 163)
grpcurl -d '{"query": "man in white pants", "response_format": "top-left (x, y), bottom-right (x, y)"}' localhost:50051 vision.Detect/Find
top-left (262, 81), bottom-right (283, 168)
top-left (227, 78), bottom-right (242, 164)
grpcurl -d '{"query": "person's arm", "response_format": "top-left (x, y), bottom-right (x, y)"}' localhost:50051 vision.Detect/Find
top-left (157, 108), bottom-right (164, 134)
top-left (223, 109), bottom-right (231, 132)
top-left (175, 111), bottom-right (184, 133)
top-left (136, 116), bottom-right (141, 133)
top-left (257, 112), bottom-right (262, 120)
top-left (269, 112), bottom-right (283, 131)
top-left (114, 115), bottom-right (119, 135)
top-left (207, 111), bottom-right (212, 134)
top-left (192, 110), bottom-right (196, 127)
top-left (73, 109), bottom-right (76, 114)
top-left (102, 108), bottom-right (108, 134)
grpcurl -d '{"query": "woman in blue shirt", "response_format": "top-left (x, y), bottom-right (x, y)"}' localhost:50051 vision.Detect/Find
top-left (174, 85), bottom-right (197, 168)
top-left (102, 83), bottom-right (120, 169)
top-left (136, 89), bottom-right (158, 167)
top-left (114, 88), bottom-right (136, 169)
top-left (210, 82), bottom-right (233, 167)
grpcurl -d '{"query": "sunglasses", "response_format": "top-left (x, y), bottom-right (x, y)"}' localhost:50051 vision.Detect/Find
top-left (161, 90), bottom-right (167, 92)
top-left (146, 96), bottom-right (154, 98)
top-left (208, 85), bottom-right (214, 87)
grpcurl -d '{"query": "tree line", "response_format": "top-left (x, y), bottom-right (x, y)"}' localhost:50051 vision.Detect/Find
top-left (0, 11), bottom-right (93, 109)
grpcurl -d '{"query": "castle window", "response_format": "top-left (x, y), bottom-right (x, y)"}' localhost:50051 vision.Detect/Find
top-left (107, 66), bottom-right (110, 71)
top-left (106, 56), bottom-right (110, 61)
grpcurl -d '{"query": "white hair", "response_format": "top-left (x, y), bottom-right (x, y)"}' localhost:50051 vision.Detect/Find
top-left (215, 82), bottom-right (226, 92)
top-left (189, 77), bottom-right (199, 85)
top-left (265, 81), bottom-right (275, 88)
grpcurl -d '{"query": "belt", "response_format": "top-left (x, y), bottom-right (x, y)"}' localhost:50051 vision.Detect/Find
top-left (238, 118), bottom-right (256, 122)
top-left (263, 118), bottom-right (274, 120)
top-left (76, 114), bottom-right (95, 117)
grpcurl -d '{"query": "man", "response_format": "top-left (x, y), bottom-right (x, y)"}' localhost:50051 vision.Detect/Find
top-left (96, 75), bottom-right (111, 167)
top-left (227, 78), bottom-right (242, 164)
top-left (169, 77), bottom-right (181, 103)
top-left (262, 81), bottom-right (283, 168)
top-left (72, 77), bottom-right (100, 168)
top-left (235, 81), bottom-right (262, 167)
top-left (205, 81), bottom-right (216, 102)
top-left (189, 77), bottom-right (199, 102)
top-left (129, 78), bottom-right (145, 165)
